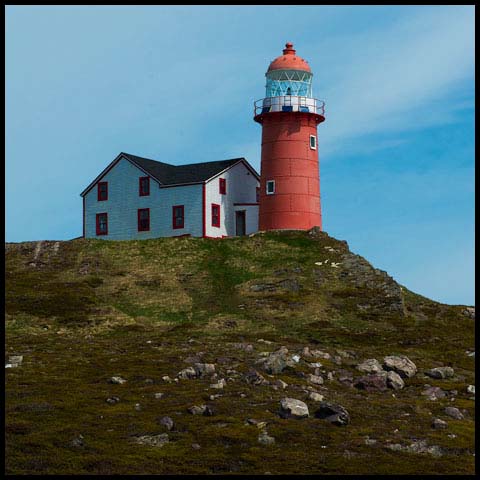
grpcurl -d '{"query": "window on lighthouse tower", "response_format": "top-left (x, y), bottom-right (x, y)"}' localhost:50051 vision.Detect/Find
top-left (266, 180), bottom-right (275, 195)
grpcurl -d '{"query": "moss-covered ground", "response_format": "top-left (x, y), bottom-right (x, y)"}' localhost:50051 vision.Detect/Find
top-left (5, 231), bottom-right (475, 474)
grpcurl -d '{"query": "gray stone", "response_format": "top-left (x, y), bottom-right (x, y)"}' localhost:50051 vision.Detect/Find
top-left (432, 418), bottom-right (448, 429)
top-left (354, 373), bottom-right (387, 391)
top-left (260, 347), bottom-right (294, 375)
top-left (279, 398), bottom-right (309, 419)
top-left (210, 378), bottom-right (227, 389)
top-left (177, 366), bottom-right (198, 379)
top-left (383, 355), bottom-right (417, 378)
top-left (308, 392), bottom-right (324, 402)
top-left (425, 367), bottom-right (454, 379)
top-left (188, 405), bottom-right (207, 415)
top-left (467, 385), bottom-right (475, 395)
top-left (357, 358), bottom-right (384, 374)
top-left (421, 386), bottom-right (446, 400)
top-left (106, 396), bottom-right (120, 405)
top-left (194, 363), bottom-right (216, 377)
top-left (386, 371), bottom-right (404, 390)
top-left (108, 376), bottom-right (127, 384)
top-left (154, 392), bottom-right (164, 399)
top-left (444, 407), bottom-right (464, 420)
top-left (463, 306), bottom-right (475, 319)
top-left (134, 403), bottom-right (142, 411)
top-left (158, 416), bottom-right (174, 431)
top-left (70, 434), bottom-right (84, 448)
top-left (314, 402), bottom-right (350, 426)
top-left (134, 433), bottom-right (169, 447)
top-left (307, 374), bottom-right (324, 385)
top-left (9, 355), bottom-right (23, 366)
top-left (258, 432), bottom-right (275, 445)
top-left (273, 379), bottom-right (288, 390)
top-left (162, 375), bottom-right (172, 383)
top-left (191, 443), bottom-right (201, 450)
top-left (406, 440), bottom-right (443, 457)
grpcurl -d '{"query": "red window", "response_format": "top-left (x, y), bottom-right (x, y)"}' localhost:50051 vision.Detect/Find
top-left (256, 186), bottom-right (260, 203)
top-left (96, 213), bottom-right (108, 236)
top-left (97, 182), bottom-right (108, 201)
top-left (219, 178), bottom-right (226, 195)
top-left (172, 205), bottom-right (184, 229)
top-left (138, 208), bottom-right (150, 231)
top-left (139, 176), bottom-right (150, 196)
top-left (211, 203), bottom-right (220, 228)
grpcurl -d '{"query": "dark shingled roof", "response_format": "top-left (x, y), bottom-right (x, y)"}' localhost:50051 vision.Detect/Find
top-left (122, 152), bottom-right (254, 185)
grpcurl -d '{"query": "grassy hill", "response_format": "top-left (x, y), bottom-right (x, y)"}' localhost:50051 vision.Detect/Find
top-left (5, 230), bottom-right (475, 475)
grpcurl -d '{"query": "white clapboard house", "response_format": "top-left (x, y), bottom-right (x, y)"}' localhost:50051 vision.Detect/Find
top-left (80, 152), bottom-right (260, 239)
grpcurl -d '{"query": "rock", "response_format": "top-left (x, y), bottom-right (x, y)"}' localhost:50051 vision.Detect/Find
top-left (292, 354), bottom-right (301, 363)
top-left (354, 374), bottom-right (387, 392)
top-left (209, 394), bottom-right (222, 401)
top-left (154, 393), bottom-right (164, 399)
top-left (245, 369), bottom-right (269, 386)
top-left (158, 416), bottom-right (174, 431)
top-left (307, 374), bottom-right (324, 385)
top-left (463, 306), bottom-right (475, 319)
top-left (386, 371), bottom-right (404, 390)
top-left (388, 443), bottom-right (404, 452)
top-left (162, 375), bottom-right (172, 383)
top-left (134, 433), bottom-right (169, 447)
top-left (383, 355), bottom-right (417, 378)
top-left (258, 432), bottom-right (275, 445)
top-left (364, 437), bottom-right (377, 446)
top-left (421, 386), bottom-right (446, 401)
top-left (467, 385), bottom-right (475, 395)
top-left (406, 440), bottom-right (443, 457)
top-left (279, 398), bottom-right (309, 419)
top-left (108, 376), bottom-right (126, 384)
top-left (69, 434), bottom-right (84, 448)
top-left (106, 396), bottom-right (120, 405)
top-left (425, 367), bottom-right (454, 379)
top-left (308, 392), bottom-right (324, 402)
top-left (432, 418), bottom-right (448, 429)
top-left (327, 372), bottom-right (334, 381)
top-left (177, 367), bottom-right (197, 379)
top-left (188, 405), bottom-right (207, 415)
top-left (260, 347), bottom-right (294, 375)
top-left (310, 350), bottom-right (331, 360)
top-left (8, 355), bottom-right (23, 367)
top-left (314, 402), bottom-right (350, 426)
top-left (134, 403), bottom-right (142, 411)
top-left (357, 358), bottom-right (383, 374)
top-left (210, 378), bottom-right (227, 389)
top-left (332, 356), bottom-right (343, 365)
top-left (191, 443), bottom-right (201, 450)
top-left (302, 346), bottom-right (313, 359)
top-left (308, 362), bottom-right (323, 368)
top-left (203, 405), bottom-right (216, 416)
top-left (444, 407), bottom-right (464, 420)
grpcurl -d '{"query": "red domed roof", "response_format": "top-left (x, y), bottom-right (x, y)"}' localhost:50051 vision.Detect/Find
top-left (267, 42), bottom-right (311, 73)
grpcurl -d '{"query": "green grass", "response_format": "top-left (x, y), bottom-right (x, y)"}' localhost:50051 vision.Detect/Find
top-left (5, 231), bottom-right (475, 475)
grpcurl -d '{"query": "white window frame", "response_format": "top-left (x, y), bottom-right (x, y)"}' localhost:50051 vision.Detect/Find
top-left (310, 135), bottom-right (317, 150)
top-left (266, 180), bottom-right (275, 195)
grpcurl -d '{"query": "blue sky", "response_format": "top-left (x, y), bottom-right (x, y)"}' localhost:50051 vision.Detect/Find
top-left (5, 5), bottom-right (474, 305)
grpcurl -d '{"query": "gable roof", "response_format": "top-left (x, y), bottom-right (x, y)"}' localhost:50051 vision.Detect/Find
top-left (80, 152), bottom-right (260, 197)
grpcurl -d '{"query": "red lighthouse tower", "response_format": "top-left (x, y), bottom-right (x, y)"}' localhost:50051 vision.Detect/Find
top-left (254, 42), bottom-right (325, 231)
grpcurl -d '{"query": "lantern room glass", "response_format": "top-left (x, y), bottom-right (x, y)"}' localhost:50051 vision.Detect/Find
top-left (265, 69), bottom-right (313, 98)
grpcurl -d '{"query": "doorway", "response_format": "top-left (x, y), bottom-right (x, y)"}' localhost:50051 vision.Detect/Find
top-left (235, 211), bottom-right (246, 236)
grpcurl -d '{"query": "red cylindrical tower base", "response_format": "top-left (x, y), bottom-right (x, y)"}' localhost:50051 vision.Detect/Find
top-left (255, 111), bottom-right (324, 231)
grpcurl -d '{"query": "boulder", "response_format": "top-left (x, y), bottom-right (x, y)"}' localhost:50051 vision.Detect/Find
top-left (134, 433), bottom-right (169, 447)
top-left (210, 378), bottom-right (227, 389)
top-left (279, 398), bottom-right (309, 419)
top-left (105, 396), bottom-right (120, 405)
top-left (307, 374), bottom-right (324, 385)
top-left (431, 418), bottom-right (448, 429)
top-left (260, 347), bottom-right (294, 374)
top-left (421, 386), bottom-right (446, 401)
top-left (314, 402), bottom-right (350, 426)
top-left (158, 416), bottom-right (174, 431)
top-left (177, 367), bottom-right (197, 379)
top-left (386, 371), bottom-right (404, 390)
top-left (354, 374), bottom-right (387, 392)
top-left (383, 355), bottom-right (417, 378)
top-left (467, 385), bottom-right (475, 395)
top-left (108, 376), bottom-right (127, 384)
top-left (188, 405), bottom-right (207, 415)
top-left (357, 358), bottom-right (383, 374)
top-left (444, 407), bottom-right (464, 420)
top-left (193, 363), bottom-right (216, 377)
top-left (308, 392), bottom-right (324, 402)
top-left (425, 367), bottom-right (454, 379)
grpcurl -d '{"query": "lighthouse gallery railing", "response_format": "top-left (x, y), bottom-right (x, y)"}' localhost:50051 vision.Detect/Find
top-left (254, 96), bottom-right (325, 116)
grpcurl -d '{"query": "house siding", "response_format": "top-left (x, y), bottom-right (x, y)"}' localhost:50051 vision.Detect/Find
top-left (84, 158), bottom-right (203, 239)
top-left (205, 161), bottom-right (260, 237)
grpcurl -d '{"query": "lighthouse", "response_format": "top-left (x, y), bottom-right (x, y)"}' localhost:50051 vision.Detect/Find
top-left (254, 42), bottom-right (325, 231)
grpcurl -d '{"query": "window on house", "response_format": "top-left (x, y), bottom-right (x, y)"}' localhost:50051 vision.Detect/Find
top-left (138, 208), bottom-right (150, 231)
top-left (96, 213), bottom-right (108, 236)
top-left (211, 203), bottom-right (220, 228)
top-left (310, 135), bottom-right (317, 150)
top-left (139, 176), bottom-right (150, 196)
top-left (98, 182), bottom-right (108, 201)
top-left (219, 178), bottom-right (226, 195)
top-left (172, 205), bottom-right (184, 229)
top-left (256, 186), bottom-right (260, 203)
top-left (266, 180), bottom-right (275, 195)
